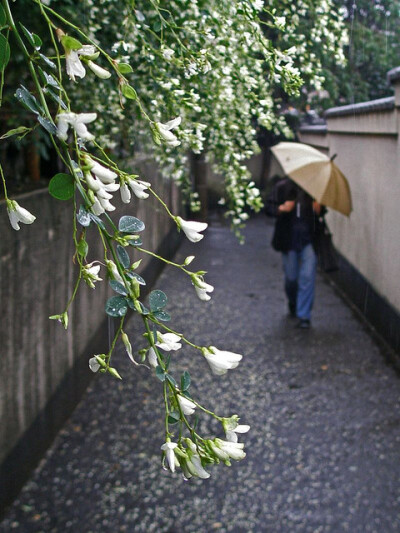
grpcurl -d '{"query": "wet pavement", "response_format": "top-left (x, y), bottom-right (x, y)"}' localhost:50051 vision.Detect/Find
top-left (1, 214), bottom-right (400, 533)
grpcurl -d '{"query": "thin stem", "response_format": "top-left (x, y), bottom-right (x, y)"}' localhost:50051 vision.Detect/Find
top-left (0, 162), bottom-right (9, 201)
top-left (137, 246), bottom-right (190, 274)
top-left (151, 318), bottom-right (202, 351)
top-left (148, 186), bottom-right (176, 220)
top-left (107, 316), bottom-right (125, 360)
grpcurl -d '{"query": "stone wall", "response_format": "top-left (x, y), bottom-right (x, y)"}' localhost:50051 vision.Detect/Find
top-left (297, 67), bottom-right (400, 352)
top-left (0, 156), bottom-right (182, 511)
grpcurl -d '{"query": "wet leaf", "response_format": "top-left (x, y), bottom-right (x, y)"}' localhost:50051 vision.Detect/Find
top-left (105, 296), bottom-right (128, 317)
top-left (37, 115), bottom-right (57, 135)
top-left (153, 310), bottom-right (171, 322)
top-left (127, 272), bottom-right (146, 285)
top-left (15, 86), bottom-right (42, 115)
top-left (117, 245), bottom-right (130, 268)
top-left (149, 289), bottom-right (167, 311)
top-left (76, 205), bottom-right (91, 227)
top-left (109, 280), bottom-right (128, 296)
top-left (119, 215), bottom-right (145, 233)
top-left (39, 53), bottom-right (56, 70)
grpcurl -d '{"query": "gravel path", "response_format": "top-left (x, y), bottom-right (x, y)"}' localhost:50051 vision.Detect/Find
top-left (1, 214), bottom-right (400, 533)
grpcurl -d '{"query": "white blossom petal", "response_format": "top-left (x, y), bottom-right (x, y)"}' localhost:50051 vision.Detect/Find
top-left (176, 216), bottom-right (208, 243)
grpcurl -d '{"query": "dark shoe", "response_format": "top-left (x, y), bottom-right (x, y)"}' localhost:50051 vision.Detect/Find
top-left (296, 319), bottom-right (311, 329)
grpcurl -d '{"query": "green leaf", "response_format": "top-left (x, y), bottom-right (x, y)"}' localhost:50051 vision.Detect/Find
top-left (0, 126), bottom-right (32, 140)
top-left (19, 24), bottom-right (35, 47)
top-left (119, 215), bottom-right (145, 233)
top-left (44, 87), bottom-right (67, 110)
top-left (168, 411), bottom-right (180, 424)
top-left (0, 6), bottom-right (6, 27)
top-left (105, 296), bottom-right (128, 317)
top-left (77, 239), bottom-right (88, 258)
top-left (15, 86), bottom-right (42, 115)
top-left (117, 245), bottom-right (130, 268)
top-left (42, 71), bottom-right (61, 89)
top-left (77, 205), bottom-right (91, 227)
top-left (33, 34), bottom-right (42, 49)
top-left (89, 213), bottom-right (105, 230)
top-left (155, 365), bottom-right (166, 382)
top-left (128, 236), bottom-right (143, 247)
top-left (39, 53), bottom-right (56, 70)
top-left (181, 371), bottom-right (191, 391)
top-left (121, 83), bottom-right (137, 100)
top-left (127, 272), bottom-right (146, 285)
top-left (19, 24), bottom-right (42, 50)
top-left (37, 115), bottom-right (57, 135)
top-left (0, 34), bottom-right (10, 71)
top-left (166, 374), bottom-right (177, 387)
top-left (153, 310), bottom-right (171, 322)
top-left (109, 280), bottom-right (128, 296)
top-left (48, 173), bottom-right (75, 200)
top-left (117, 62), bottom-right (133, 74)
top-left (153, 20), bottom-right (162, 32)
top-left (61, 35), bottom-right (82, 51)
top-left (149, 290), bottom-right (167, 312)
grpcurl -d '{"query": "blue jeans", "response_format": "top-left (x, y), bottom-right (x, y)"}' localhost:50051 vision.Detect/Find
top-left (282, 244), bottom-right (317, 320)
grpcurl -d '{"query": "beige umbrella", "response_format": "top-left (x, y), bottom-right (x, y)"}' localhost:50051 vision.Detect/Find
top-left (271, 142), bottom-right (352, 216)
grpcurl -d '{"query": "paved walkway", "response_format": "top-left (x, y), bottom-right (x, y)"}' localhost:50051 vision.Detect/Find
top-left (2, 215), bottom-right (400, 533)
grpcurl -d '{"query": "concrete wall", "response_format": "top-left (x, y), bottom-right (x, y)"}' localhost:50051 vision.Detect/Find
top-left (297, 67), bottom-right (400, 349)
top-left (0, 156), bottom-right (182, 510)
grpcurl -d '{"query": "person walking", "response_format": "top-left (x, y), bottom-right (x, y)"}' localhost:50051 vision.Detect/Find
top-left (266, 177), bottom-right (323, 329)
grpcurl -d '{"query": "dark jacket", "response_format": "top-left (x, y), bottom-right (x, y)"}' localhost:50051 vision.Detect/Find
top-left (266, 178), bottom-right (324, 253)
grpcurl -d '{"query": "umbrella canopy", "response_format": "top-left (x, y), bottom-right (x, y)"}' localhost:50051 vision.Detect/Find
top-left (271, 142), bottom-right (352, 216)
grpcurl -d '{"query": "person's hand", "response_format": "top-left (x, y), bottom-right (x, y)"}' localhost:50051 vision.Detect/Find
top-left (313, 201), bottom-right (321, 215)
top-left (278, 200), bottom-right (295, 213)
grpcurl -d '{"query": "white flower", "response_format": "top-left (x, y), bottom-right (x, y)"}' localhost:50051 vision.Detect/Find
top-left (214, 438), bottom-right (246, 461)
top-left (56, 112), bottom-right (97, 142)
top-left (87, 60), bottom-right (111, 79)
top-left (162, 48), bottom-right (175, 61)
top-left (7, 200), bottom-right (36, 231)
top-left (177, 394), bottom-right (196, 415)
top-left (155, 117), bottom-right (181, 147)
top-left (91, 197), bottom-right (105, 216)
top-left (192, 275), bottom-right (214, 301)
top-left (82, 262), bottom-right (102, 289)
top-left (89, 356), bottom-right (100, 373)
top-left (225, 424), bottom-right (250, 443)
top-left (253, 0), bottom-right (264, 11)
top-left (161, 441), bottom-right (179, 473)
top-left (176, 216), bottom-right (208, 243)
top-left (77, 45), bottom-right (97, 57)
top-left (120, 182), bottom-right (131, 204)
top-left (106, 259), bottom-right (123, 283)
top-left (202, 346), bottom-right (242, 376)
top-left (85, 157), bottom-right (118, 184)
top-left (156, 332), bottom-right (182, 352)
top-left (127, 178), bottom-right (151, 199)
top-left (65, 49), bottom-right (86, 81)
top-left (187, 455), bottom-right (210, 479)
top-left (148, 347), bottom-right (158, 368)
